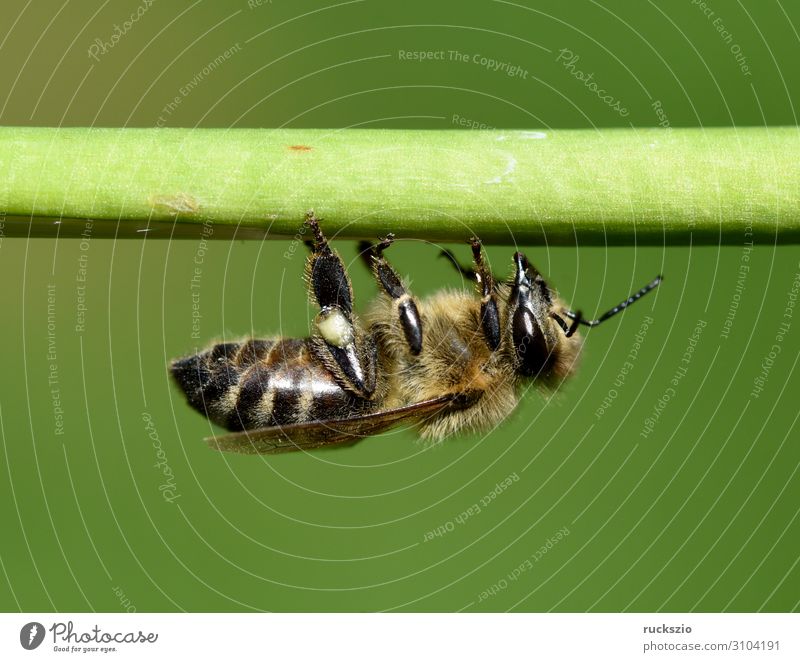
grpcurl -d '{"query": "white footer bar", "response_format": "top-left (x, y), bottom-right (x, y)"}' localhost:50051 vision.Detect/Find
top-left (1, 613), bottom-right (797, 661)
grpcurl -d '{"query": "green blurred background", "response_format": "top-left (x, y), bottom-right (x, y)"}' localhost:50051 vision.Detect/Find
top-left (0, 0), bottom-right (798, 612)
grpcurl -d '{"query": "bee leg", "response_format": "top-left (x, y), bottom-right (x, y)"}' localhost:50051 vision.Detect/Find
top-left (439, 243), bottom-right (502, 342)
top-left (305, 212), bottom-right (377, 398)
top-left (305, 213), bottom-right (354, 315)
top-left (359, 235), bottom-right (423, 355)
top-left (470, 238), bottom-right (501, 351)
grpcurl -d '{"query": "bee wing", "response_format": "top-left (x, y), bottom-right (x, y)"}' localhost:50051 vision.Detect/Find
top-left (205, 394), bottom-right (464, 455)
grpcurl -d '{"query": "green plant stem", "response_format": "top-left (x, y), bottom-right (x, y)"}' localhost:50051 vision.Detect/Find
top-left (1, 126), bottom-right (798, 244)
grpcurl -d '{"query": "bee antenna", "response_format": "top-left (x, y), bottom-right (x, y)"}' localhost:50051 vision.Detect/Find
top-left (564, 275), bottom-right (662, 332)
top-left (438, 248), bottom-right (476, 279)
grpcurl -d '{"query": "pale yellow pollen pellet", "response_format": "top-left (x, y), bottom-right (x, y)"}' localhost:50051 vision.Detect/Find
top-left (316, 308), bottom-right (354, 348)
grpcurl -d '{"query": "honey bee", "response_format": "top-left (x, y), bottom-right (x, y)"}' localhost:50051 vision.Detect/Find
top-left (171, 212), bottom-right (661, 454)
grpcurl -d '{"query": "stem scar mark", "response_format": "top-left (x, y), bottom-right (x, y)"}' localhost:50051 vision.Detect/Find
top-left (288, 145), bottom-right (313, 151)
top-left (149, 192), bottom-right (200, 215)
top-left (484, 152), bottom-right (517, 185)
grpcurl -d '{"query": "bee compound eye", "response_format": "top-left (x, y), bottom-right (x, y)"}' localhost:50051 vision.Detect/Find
top-left (512, 307), bottom-right (549, 377)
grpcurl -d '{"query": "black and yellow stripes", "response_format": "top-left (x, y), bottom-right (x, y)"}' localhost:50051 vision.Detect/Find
top-left (170, 337), bottom-right (376, 432)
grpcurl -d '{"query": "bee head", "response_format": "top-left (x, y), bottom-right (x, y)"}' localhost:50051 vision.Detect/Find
top-left (505, 251), bottom-right (662, 379)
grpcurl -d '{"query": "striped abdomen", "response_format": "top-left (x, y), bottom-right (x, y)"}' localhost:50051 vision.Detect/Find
top-left (171, 338), bottom-right (377, 431)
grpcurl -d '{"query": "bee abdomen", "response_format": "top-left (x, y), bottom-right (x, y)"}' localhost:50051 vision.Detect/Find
top-left (171, 337), bottom-right (374, 432)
